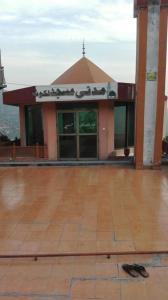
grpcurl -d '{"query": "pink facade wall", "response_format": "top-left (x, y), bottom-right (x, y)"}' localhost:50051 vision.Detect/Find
top-left (19, 101), bottom-right (114, 160)
top-left (42, 103), bottom-right (57, 159)
top-left (19, 105), bottom-right (26, 146)
top-left (99, 101), bottom-right (114, 160)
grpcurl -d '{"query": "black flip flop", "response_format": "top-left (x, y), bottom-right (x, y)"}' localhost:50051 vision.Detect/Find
top-left (132, 264), bottom-right (149, 278)
top-left (122, 264), bottom-right (139, 277)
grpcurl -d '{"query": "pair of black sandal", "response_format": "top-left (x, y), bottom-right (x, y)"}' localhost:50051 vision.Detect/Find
top-left (122, 264), bottom-right (149, 278)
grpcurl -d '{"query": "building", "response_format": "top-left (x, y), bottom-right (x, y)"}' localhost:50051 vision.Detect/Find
top-left (3, 54), bottom-right (135, 160)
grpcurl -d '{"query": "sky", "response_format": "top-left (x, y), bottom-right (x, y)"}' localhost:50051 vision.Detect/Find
top-left (0, 0), bottom-right (167, 93)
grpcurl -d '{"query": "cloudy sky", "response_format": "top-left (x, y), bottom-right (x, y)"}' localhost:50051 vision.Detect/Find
top-left (0, 0), bottom-right (167, 93)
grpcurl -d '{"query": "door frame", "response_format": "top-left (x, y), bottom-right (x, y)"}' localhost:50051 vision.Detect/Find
top-left (57, 109), bottom-right (99, 160)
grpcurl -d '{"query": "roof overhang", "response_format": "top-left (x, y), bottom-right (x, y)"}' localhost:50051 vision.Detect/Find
top-left (3, 83), bottom-right (136, 106)
top-left (3, 86), bottom-right (36, 106)
top-left (134, 0), bottom-right (168, 17)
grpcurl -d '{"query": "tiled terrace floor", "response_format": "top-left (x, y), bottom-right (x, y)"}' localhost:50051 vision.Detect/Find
top-left (0, 166), bottom-right (168, 254)
top-left (0, 253), bottom-right (168, 300)
top-left (0, 166), bottom-right (168, 299)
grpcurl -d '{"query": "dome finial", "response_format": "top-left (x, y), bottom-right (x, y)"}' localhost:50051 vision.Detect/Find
top-left (82, 40), bottom-right (86, 57)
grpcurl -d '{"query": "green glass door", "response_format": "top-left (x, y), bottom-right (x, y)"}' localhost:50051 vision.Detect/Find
top-left (57, 110), bottom-right (98, 160)
top-left (58, 112), bottom-right (77, 159)
top-left (78, 111), bottom-right (97, 159)
top-left (114, 104), bottom-right (135, 149)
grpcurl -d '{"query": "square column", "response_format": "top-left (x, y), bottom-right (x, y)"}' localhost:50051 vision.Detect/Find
top-left (99, 101), bottom-right (114, 160)
top-left (42, 103), bottom-right (57, 160)
top-left (134, 0), bottom-right (168, 168)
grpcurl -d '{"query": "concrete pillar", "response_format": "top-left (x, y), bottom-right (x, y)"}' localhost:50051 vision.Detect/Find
top-left (42, 103), bottom-right (57, 160)
top-left (134, 0), bottom-right (168, 168)
top-left (99, 101), bottom-right (114, 159)
top-left (19, 105), bottom-right (26, 146)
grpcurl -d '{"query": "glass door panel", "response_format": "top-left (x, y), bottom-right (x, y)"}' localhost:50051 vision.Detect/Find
top-left (114, 106), bottom-right (126, 148)
top-left (58, 112), bottom-right (76, 134)
top-left (78, 111), bottom-right (97, 159)
top-left (59, 136), bottom-right (77, 158)
top-left (79, 135), bottom-right (97, 158)
top-left (79, 111), bottom-right (97, 133)
top-left (58, 112), bottom-right (76, 159)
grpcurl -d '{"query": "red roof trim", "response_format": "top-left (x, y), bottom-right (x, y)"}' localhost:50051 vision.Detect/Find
top-left (3, 86), bottom-right (36, 106)
top-left (3, 83), bottom-right (136, 106)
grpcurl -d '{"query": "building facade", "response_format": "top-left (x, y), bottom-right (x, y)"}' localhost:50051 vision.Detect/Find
top-left (3, 56), bottom-right (135, 160)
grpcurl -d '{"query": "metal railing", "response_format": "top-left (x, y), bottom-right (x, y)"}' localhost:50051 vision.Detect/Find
top-left (0, 250), bottom-right (167, 261)
top-left (0, 143), bottom-right (48, 160)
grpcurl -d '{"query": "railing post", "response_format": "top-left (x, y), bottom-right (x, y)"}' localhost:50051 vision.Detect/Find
top-left (12, 143), bottom-right (16, 160)
top-left (35, 143), bottom-right (39, 159)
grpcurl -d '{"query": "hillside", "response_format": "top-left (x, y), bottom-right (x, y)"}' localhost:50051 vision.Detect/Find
top-left (0, 91), bottom-right (19, 140)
